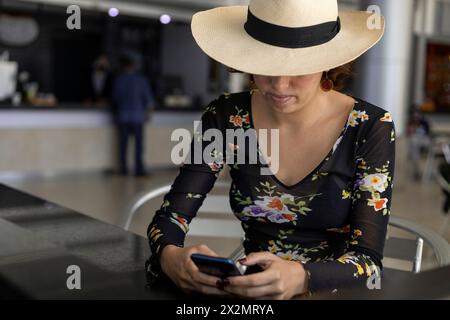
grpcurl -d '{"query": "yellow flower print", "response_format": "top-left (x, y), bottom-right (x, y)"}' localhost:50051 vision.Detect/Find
top-left (338, 254), bottom-right (351, 264)
top-left (359, 111), bottom-right (369, 122)
top-left (357, 159), bottom-right (367, 170)
top-left (365, 263), bottom-right (372, 277)
top-left (347, 110), bottom-right (370, 127)
top-left (148, 226), bottom-right (163, 243)
top-left (380, 112), bottom-right (393, 122)
top-left (347, 111), bottom-right (360, 127)
top-left (342, 190), bottom-right (351, 199)
top-left (277, 251), bottom-right (298, 261)
top-left (350, 229), bottom-right (362, 245)
top-left (356, 264), bottom-right (365, 275)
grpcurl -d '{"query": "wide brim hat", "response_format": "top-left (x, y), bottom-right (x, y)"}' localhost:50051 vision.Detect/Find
top-left (191, 0), bottom-right (385, 76)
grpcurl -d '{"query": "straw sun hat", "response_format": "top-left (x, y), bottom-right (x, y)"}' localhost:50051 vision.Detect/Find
top-left (191, 0), bottom-right (385, 76)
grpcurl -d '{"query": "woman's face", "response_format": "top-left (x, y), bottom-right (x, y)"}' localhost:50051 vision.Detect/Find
top-left (253, 72), bottom-right (323, 114)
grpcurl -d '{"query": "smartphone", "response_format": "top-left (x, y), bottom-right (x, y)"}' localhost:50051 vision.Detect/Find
top-left (191, 253), bottom-right (246, 278)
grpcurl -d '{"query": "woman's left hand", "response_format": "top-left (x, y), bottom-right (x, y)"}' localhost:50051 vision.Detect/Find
top-left (221, 252), bottom-right (309, 300)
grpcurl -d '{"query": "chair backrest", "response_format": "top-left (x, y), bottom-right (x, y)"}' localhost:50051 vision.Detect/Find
top-left (121, 183), bottom-right (450, 273)
top-left (384, 216), bottom-right (450, 273)
top-left (120, 181), bottom-right (243, 239)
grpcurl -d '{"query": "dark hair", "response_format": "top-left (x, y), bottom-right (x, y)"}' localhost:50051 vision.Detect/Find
top-left (227, 61), bottom-right (355, 92)
top-left (321, 62), bottom-right (354, 91)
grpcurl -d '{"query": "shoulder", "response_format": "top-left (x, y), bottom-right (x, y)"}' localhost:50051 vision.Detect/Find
top-left (349, 97), bottom-right (396, 146)
top-left (200, 91), bottom-right (252, 128)
top-left (204, 91), bottom-right (250, 111)
top-left (349, 97), bottom-right (395, 131)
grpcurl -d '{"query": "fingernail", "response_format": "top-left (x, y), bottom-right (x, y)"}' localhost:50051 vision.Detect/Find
top-left (238, 258), bottom-right (247, 264)
top-left (223, 279), bottom-right (230, 286)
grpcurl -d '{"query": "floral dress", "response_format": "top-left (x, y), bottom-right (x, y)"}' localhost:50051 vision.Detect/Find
top-left (146, 90), bottom-right (396, 294)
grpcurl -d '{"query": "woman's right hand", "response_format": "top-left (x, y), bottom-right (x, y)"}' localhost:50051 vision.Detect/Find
top-left (160, 244), bottom-right (229, 296)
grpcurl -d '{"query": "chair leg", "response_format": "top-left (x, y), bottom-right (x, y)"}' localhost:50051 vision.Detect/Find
top-left (413, 237), bottom-right (424, 273)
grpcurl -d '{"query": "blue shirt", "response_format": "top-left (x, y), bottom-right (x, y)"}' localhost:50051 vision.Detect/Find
top-left (112, 72), bottom-right (154, 123)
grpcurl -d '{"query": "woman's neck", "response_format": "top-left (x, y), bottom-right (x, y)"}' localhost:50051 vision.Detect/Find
top-left (254, 88), bottom-right (331, 131)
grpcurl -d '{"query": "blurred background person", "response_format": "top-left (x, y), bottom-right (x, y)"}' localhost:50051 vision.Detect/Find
top-left (83, 54), bottom-right (113, 107)
top-left (407, 105), bottom-right (431, 180)
top-left (112, 54), bottom-right (155, 177)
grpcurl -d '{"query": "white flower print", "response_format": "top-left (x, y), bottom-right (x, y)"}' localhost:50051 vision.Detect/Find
top-left (360, 173), bottom-right (388, 193)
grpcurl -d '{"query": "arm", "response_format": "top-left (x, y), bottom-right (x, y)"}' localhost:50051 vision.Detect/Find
top-left (146, 98), bottom-right (227, 292)
top-left (302, 112), bottom-right (396, 294)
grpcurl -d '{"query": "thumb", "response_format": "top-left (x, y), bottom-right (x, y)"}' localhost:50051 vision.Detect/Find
top-left (239, 252), bottom-right (276, 267)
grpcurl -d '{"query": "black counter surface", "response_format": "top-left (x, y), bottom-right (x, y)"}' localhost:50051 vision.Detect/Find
top-left (0, 183), bottom-right (449, 300)
top-left (0, 183), bottom-right (186, 299)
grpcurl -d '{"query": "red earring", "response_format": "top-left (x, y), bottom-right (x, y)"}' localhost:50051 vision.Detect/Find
top-left (321, 71), bottom-right (334, 92)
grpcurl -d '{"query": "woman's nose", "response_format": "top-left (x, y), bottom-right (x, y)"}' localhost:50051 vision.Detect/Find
top-left (270, 76), bottom-right (291, 91)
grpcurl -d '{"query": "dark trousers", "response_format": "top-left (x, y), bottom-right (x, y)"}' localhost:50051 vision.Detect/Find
top-left (118, 122), bottom-right (145, 175)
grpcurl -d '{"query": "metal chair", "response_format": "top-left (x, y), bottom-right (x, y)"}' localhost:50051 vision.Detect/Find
top-left (120, 181), bottom-right (244, 239)
top-left (423, 134), bottom-right (450, 182)
top-left (121, 182), bottom-right (450, 274)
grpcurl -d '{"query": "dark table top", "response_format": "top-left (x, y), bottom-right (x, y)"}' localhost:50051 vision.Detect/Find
top-left (0, 183), bottom-right (449, 300)
top-left (0, 183), bottom-right (186, 299)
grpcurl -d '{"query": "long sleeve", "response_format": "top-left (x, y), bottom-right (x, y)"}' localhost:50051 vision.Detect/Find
top-left (303, 111), bottom-right (396, 294)
top-left (146, 99), bottom-right (225, 279)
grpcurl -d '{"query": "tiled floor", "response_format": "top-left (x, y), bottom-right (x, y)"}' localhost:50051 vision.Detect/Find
top-left (2, 136), bottom-right (449, 269)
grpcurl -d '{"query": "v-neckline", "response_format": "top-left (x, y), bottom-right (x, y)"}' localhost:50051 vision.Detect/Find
top-left (246, 90), bottom-right (357, 190)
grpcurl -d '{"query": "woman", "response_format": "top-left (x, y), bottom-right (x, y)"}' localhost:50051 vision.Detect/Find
top-left (146, 0), bottom-right (395, 299)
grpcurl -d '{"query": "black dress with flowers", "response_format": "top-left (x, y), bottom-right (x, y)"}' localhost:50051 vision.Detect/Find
top-left (146, 90), bottom-right (396, 294)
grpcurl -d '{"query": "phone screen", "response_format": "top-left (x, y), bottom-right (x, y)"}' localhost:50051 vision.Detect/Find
top-left (191, 253), bottom-right (245, 278)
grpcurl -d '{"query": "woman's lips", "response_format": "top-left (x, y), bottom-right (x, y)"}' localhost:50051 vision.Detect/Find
top-left (268, 93), bottom-right (294, 105)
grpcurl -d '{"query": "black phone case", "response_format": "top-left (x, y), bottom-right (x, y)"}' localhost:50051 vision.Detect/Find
top-left (191, 254), bottom-right (243, 278)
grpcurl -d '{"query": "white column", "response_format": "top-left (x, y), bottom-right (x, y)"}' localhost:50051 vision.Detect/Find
top-left (228, 73), bottom-right (248, 93)
top-left (359, 0), bottom-right (416, 136)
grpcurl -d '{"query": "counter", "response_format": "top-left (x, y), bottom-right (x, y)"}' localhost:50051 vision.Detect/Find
top-left (0, 183), bottom-right (184, 299)
top-left (0, 183), bottom-right (449, 300)
top-left (0, 106), bottom-right (202, 173)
